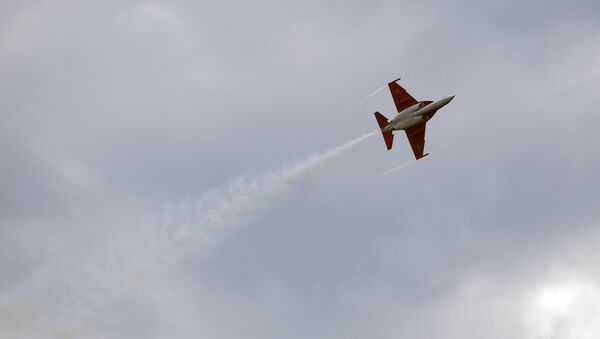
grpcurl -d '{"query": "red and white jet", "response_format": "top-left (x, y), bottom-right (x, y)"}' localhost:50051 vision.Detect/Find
top-left (374, 78), bottom-right (454, 160)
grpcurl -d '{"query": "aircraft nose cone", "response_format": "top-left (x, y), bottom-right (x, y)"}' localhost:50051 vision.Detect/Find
top-left (441, 95), bottom-right (455, 106)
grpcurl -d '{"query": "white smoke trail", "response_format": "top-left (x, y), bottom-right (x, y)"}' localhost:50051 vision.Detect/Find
top-left (343, 85), bottom-right (387, 114)
top-left (0, 131), bottom-right (376, 338)
top-left (370, 160), bottom-right (415, 181)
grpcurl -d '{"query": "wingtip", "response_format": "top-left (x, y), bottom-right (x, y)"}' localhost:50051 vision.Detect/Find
top-left (388, 77), bottom-right (402, 86)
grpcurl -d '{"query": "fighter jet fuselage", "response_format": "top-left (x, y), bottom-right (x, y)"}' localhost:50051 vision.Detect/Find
top-left (383, 96), bottom-right (454, 132)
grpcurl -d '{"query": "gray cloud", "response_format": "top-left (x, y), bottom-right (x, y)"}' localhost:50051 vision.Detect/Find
top-left (1, 0), bottom-right (600, 338)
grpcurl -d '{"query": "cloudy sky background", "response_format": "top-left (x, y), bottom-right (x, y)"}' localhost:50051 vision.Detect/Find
top-left (1, 0), bottom-right (600, 338)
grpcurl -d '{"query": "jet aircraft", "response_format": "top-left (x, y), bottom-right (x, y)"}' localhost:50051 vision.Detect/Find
top-left (374, 78), bottom-right (454, 159)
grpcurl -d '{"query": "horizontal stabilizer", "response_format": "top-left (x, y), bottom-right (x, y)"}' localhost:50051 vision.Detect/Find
top-left (374, 111), bottom-right (394, 150)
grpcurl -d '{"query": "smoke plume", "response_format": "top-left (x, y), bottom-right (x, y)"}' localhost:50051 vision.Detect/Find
top-left (0, 131), bottom-right (375, 338)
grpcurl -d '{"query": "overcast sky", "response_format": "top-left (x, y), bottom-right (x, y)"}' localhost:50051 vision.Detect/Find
top-left (1, 0), bottom-right (600, 338)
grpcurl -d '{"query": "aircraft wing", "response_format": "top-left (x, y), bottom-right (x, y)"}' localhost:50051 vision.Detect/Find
top-left (388, 80), bottom-right (418, 113)
top-left (404, 123), bottom-right (429, 160)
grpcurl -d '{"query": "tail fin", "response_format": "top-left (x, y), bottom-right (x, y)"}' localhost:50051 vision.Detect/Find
top-left (374, 112), bottom-right (394, 150)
